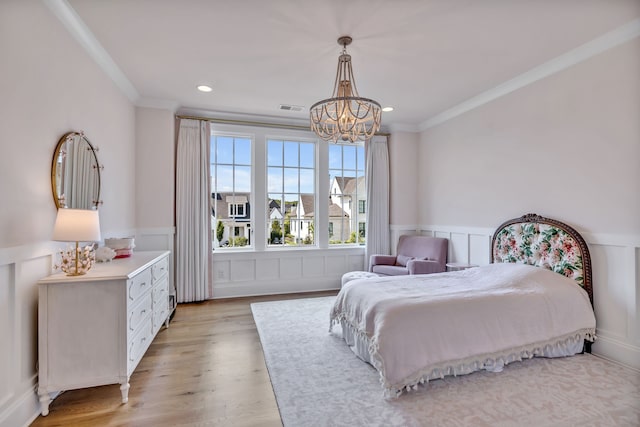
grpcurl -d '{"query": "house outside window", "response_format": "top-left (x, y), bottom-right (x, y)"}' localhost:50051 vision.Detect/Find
top-left (329, 143), bottom-right (365, 245)
top-left (358, 222), bottom-right (366, 238)
top-left (267, 139), bottom-right (315, 246)
top-left (210, 134), bottom-right (252, 248)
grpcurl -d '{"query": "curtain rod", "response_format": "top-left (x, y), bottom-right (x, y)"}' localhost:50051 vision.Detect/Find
top-left (175, 114), bottom-right (390, 136)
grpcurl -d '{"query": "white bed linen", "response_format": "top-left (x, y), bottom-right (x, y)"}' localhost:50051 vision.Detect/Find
top-left (330, 263), bottom-right (596, 396)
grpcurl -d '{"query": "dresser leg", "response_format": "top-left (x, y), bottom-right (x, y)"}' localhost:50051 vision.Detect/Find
top-left (38, 392), bottom-right (50, 416)
top-left (120, 381), bottom-right (130, 403)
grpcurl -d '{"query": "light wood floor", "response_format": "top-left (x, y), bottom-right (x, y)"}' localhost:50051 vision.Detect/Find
top-left (31, 291), bottom-right (337, 427)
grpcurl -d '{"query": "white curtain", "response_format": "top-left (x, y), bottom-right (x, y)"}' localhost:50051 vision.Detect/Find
top-left (365, 135), bottom-right (390, 270)
top-left (64, 134), bottom-right (98, 209)
top-left (176, 119), bottom-right (212, 302)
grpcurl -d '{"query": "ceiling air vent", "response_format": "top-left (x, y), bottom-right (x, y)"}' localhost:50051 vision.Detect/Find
top-left (279, 104), bottom-right (304, 112)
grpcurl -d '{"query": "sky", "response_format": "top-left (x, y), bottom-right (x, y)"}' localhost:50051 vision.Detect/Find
top-left (210, 136), bottom-right (364, 197)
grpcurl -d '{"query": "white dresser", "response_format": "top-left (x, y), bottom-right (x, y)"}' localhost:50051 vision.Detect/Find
top-left (37, 251), bottom-right (171, 416)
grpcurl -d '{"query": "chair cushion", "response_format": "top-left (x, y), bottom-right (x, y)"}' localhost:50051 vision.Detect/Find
top-left (372, 265), bottom-right (410, 276)
top-left (396, 254), bottom-right (414, 267)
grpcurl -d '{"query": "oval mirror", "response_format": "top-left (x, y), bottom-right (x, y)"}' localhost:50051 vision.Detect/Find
top-left (51, 131), bottom-right (101, 209)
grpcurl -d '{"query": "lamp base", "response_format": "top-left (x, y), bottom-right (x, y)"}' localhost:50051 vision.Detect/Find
top-left (65, 270), bottom-right (87, 277)
top-left (56, 243), bottom-right (96, 276)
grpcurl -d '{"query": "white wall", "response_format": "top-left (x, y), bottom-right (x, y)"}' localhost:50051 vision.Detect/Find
top-left (135, 108), bottom-right (175, 229)
top-left (388, 131), bottom-right (419, 227)
top-left (133, 107), bottom-right (176, 300)
top-left (417, 39), bottom-right (640, 233)
top-left (415, 38), bottom-right (640, 369)
top-left (0, 2), bottom-right (137, 426)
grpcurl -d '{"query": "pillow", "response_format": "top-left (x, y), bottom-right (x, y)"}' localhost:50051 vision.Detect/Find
top-left (396, 254), bottom-right (415, 267)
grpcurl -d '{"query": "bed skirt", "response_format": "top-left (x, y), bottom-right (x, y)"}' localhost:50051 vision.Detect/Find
top-left (336, 318), bottom-right (594, 398)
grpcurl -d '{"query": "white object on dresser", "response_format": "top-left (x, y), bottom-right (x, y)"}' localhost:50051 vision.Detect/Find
top-left (37, 251), bottom-right (171, 416)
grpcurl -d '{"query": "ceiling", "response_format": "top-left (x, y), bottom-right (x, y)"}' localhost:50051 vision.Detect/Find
top-left (58, 0), bottom-right (640, 131)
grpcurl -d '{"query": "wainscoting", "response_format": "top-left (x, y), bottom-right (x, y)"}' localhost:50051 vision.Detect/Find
top-left (0, 243), bottom-right (56, 427)
top-left (392, 224), bottom-right (640, 371)
top-left (211, 247), bottom-right (365, 299)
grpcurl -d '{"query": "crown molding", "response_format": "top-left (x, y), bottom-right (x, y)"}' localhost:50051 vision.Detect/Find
top-left (176, 107), bottom-right (313, 128)
top-left (387, 122), bottom-right (420, 133)
top-left (136, 97), bottom-right (180, 111)
top-left (43, 0), bottom-right (140, 103)
top-left (420, 18), bottom-right (640, 131)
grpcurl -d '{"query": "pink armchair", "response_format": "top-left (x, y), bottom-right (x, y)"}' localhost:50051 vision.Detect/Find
top-left (369, 235), bottom-right (448, 276)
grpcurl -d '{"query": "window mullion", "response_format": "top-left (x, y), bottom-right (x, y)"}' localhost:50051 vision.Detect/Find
top-left (316, 142), bottom-right (329, 249)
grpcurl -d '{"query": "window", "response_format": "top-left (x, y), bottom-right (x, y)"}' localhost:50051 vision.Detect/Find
top-left (267, 139), bottom-right (315, 246)
top-left (209, 123), bottom-right (367, 251)
top-left (210, 135), bottom-right (252, 248)
top-left (228, 203), bottom-right (245, 217)
top-left (328, 143), bottom-right (365, 244)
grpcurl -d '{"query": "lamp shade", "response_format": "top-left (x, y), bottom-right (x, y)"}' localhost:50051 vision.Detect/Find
top-left (52, 208), bottom-right (101, 242)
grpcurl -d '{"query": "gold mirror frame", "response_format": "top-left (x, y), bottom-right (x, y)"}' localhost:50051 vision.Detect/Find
top-left (51, 131), bottom-right (101, 209)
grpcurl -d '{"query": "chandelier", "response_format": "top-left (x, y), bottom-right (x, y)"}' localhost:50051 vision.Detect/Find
top-left (310, 36), bottom-right (381, 143)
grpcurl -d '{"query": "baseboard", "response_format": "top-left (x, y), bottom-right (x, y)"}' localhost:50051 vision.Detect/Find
top-left (592, 333), bottom-right (640, 371)
top-left (212, 277), bottom-right (340, 299)
top-left (0, 385), bottom-right (39, 427)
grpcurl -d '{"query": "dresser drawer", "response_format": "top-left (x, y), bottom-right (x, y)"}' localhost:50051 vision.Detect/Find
top-left (128, 293), bottom-right (152, 334)
top-left (151, 256), bottom-right (169, 282)
top-left (128, 318), bottom-right (153, 372)
top-left (152, 278), bottom-right (168, 324)
top-left (152, 277), bottom-right (168, 304)
top-left (153, 305), bottom-right (168, 333)
top-left (128, 268), bottom-right (152, 302)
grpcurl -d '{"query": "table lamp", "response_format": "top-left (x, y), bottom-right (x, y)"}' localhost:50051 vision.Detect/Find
top-left (52, 208), bottom-right (101, 276)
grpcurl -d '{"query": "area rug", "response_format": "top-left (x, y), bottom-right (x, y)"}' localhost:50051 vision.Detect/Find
top-left (251, 296), bottom-right (640, 427)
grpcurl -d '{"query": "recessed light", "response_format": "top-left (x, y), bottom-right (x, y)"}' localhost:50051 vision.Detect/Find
top-left (197, 85), bottom-right (213, 93)
top-left (382, 107), bottom-right (394, 112)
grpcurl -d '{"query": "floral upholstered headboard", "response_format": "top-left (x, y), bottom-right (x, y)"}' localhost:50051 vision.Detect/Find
top-left (491, 213), bottom-right (593, 306)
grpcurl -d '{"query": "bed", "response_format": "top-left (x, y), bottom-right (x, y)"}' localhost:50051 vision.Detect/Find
top-left (329, 213), bottom-right (596, 397)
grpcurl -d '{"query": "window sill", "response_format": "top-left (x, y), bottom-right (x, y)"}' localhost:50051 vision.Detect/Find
top-left (212, 245), bottom-right (365, 257)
